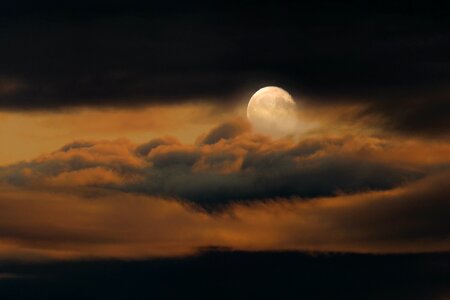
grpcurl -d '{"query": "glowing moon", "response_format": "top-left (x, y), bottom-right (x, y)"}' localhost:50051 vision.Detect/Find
top-left (247, 86), bottom-right (298, 136)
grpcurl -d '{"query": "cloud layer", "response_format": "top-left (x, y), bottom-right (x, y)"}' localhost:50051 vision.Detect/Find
top-left (1, 119), bottom-right (436, 209)
top-left (0, 170), bottom-right (448, 261)
top-left (0, 2), bottom-right (449, 136)
top-left (0, 119), bottom-right (449, 259)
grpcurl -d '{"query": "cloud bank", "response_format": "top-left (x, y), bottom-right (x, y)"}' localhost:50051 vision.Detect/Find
top-left (0, 119), bottom-right (449, 259)
top-left (0, 171), bottom-right (448, 260)
top-left (0, 119), bottom-right (434, 209)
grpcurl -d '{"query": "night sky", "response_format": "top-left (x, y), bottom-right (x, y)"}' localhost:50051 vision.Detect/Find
top-left (0, 1), bottom-right (449, 299)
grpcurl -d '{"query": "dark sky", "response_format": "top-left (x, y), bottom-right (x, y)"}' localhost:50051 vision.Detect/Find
top-left (1, 1), bottom-right (449, 136)
top-left (0, 250), bottom-right (449, 300)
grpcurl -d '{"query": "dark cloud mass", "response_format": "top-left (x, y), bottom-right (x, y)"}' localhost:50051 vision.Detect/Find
top-left (198, 119), bottom-right (250, 145)
top-left (0, 119), bottom-right (428, 209)
top-left (0, 119), bottom-right (448, 259)
top-left (0, 1), bottom-right (449, 135)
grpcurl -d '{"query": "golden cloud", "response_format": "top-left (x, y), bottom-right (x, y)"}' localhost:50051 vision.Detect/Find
top-left (0, 170), bottom-right (448, 261)
top-left (0, 118), bottom-right (449, 260)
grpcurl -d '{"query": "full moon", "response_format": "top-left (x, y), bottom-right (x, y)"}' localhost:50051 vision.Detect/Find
top-left (247, 86), bottom-right (298, 136)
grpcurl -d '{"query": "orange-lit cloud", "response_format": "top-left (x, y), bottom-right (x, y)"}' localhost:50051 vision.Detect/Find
top-left (0, 118), bottom-right (449, 260)
top-left (0, 170), bottom-right (448, 261)
top-left (3, 118), bottom-right (449, 208)
top-left (0, 103), bottom-right (235, 165)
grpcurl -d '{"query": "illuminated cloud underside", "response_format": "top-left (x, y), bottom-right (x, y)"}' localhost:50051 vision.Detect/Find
top-left (0, 171), bottom-right (449, 260)
top-left (0, 119), bottom-right (449, 260)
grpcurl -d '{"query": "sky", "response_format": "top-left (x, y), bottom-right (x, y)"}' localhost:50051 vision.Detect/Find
top-left (0, 1), bottom-right (449, 299)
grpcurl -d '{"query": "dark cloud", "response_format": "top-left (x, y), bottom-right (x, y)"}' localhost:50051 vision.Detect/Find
top-left (135, 137), bottom-right (180, 157)
top-left (310, 171), bottom-right (450, 248)
top-left (0, 118), bottom-right (449, 256)
top-left (60, 141), bottom-right (96, 152)
top-left (0, 167), bottom-right (448, 258)
top-left (0, 1), bottom-right (449, 135)
top-left (363, 91), bottom-right (450, 136)
top-left (0, 121), bottom-right (434, 209)
top-left (198, 119), bottom-right (250, 145)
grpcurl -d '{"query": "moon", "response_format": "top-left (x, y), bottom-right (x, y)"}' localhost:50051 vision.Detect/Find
top-left (247, 86), bottom-right (298, 136)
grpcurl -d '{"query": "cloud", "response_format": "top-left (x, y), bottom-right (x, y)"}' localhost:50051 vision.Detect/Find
top-left (135, 136), bottom-right (181, 156)
top-left (0, 104), bottom-right (228, 166)
top-left (1, 119), bottom-right (437, 209)
top-left (0, 119), bottom-right (448, 259)
top-left (0, 170), bottom-right (448, 261)
top-left (44, 167), bottom-right (127, 187)
top-left (0, 3), bottom-right (448, 136)
top-left (198, 119), bottom-right (250, 145)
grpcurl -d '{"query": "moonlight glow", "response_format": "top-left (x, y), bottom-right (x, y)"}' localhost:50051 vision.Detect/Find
top-left (247, 86), bottom-right (298, 136)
